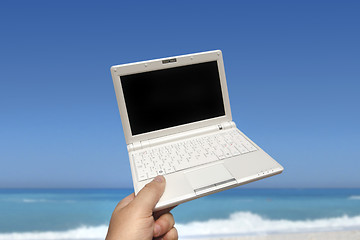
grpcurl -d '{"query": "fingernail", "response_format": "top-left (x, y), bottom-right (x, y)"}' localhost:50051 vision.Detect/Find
top-left (154, 224), bottom-right (161, 236)
top-left (154, 175), bottom-right (164, 183)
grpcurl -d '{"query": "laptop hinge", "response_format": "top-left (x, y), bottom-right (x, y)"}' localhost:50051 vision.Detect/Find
top-left (130, 121), bottom-right (236, 151)
top-left (220, 121), bottom-right (236, 130)
top-left (128, 140), bottom-right (151, 152)
top-left (128, 142), bottom-right (142, 152)
top-left (127, 144), bottom-right (133, 151)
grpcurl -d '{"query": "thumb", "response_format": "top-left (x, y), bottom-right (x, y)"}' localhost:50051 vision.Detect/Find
top-left (133, 175), bottom-right (166, 212)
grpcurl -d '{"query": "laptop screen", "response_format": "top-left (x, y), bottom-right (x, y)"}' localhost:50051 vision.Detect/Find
top-left (120, 61), bottom-right (225, 135)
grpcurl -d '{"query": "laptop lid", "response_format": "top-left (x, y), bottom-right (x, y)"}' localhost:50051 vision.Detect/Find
top-left (111, 50), bottom-right (232, 145)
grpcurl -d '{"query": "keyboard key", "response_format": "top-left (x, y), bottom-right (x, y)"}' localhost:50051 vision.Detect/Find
top-left (235, 143), bottom-right (249, 154)
top-left (197, 155), bottom-right (209, 165)
top-left (228, 146), bottom-right (241, 156)
top-left (136, 163), bottom-right (144, 170)
top-left (222, 148), bottom-right (232, 157)
top-left (148, 170), bottom-right (157, 179)
top-left (157, 169), bottom-right (165, 175)
top-left (138, 173), bottom-right (148, 182)
top-left (165, 166), bottom-right (175, 174)
top-left (173, 162), bottom-right (182, 171)
top-left (242, 141), bottom-right (257, 152)
top-left (209, 154), bottom-right (219, 162)
top-left (214, 150), bottom-right (226, 160)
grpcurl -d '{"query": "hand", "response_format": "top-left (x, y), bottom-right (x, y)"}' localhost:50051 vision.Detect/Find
top-left (106, 175), bottom-right (178, 240)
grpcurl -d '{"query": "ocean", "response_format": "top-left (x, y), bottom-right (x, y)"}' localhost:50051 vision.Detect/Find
top-left (0, 188), bottom-right (360, 239)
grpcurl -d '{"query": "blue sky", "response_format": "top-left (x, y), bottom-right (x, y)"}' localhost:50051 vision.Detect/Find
top-left (0, 1), bottom-right (359, 188)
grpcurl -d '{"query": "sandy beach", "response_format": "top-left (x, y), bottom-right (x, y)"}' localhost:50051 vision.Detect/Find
top-left (189, 230), bottom-right (360, 240)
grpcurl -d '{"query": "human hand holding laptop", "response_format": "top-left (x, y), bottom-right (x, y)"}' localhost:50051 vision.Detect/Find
top-left (111, 50), bottom-right (283, 210)
top-left (106, 175), bottom-right (178, 240)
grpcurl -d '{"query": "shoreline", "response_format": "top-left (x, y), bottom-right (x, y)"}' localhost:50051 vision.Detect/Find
top-left (186, 229), bottom-right (360, 240)
top-left (0, 230), bottom-right (360, 240)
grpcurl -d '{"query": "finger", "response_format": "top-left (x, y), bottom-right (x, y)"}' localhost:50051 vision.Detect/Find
top-left (132, 175), bottom-right (166, 212)
top-left (153, 205), bottom-right (177, 220)
top-left (115, 193), bottom-right (135, 210)
top-left (162, 227), bottom-right (178, 240)
top-left (153, 212), bottom-right (175, 237)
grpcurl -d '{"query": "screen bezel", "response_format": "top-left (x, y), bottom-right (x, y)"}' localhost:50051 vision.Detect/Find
top-left (111, 50), bottom-right (232, 145)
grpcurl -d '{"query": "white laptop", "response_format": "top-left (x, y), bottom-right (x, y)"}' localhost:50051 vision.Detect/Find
top-left (110, 50), bottom-right (283, 211)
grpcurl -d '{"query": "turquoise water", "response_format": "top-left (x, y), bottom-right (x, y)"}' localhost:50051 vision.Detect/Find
top-left (0, 188), bottom-right (360, 239)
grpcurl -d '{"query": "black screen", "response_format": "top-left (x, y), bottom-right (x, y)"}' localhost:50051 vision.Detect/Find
top-left (121, 61), bottom-right (225, 135)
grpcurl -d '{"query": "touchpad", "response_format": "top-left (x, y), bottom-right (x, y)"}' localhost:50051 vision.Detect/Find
top-left (185, 164), bottom-right (235, 193)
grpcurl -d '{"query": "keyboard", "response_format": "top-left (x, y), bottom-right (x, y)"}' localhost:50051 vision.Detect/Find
top-left (132, 129), bottom-right (257, 182)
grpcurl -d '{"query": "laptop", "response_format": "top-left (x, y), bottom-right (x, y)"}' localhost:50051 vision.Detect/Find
top-left (110, 50), bottom-right (283, 211)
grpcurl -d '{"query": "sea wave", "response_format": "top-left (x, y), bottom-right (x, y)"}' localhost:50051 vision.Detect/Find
top-left (1, 212), bottom-right (360, 239)
top-left (176, 212), bottom-right (360, 237)
top-left (0, 198), bottom-right (76, 204)
top-left (349, 195), bottom-right (360, 200)
top-left (21, 199), bottom-right (76, 203)
top-left (0, 225), bottom-right (108, 240)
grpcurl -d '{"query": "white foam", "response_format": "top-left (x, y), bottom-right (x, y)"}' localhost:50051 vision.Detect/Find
top-left (349, 195), bottom-right (360, 200)
top-left (0, 225), bottom-right (108, 240)
top-left (176, 212), bottom-right (360, 238)
top-left (1, 212), bottom-right (360, 239)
